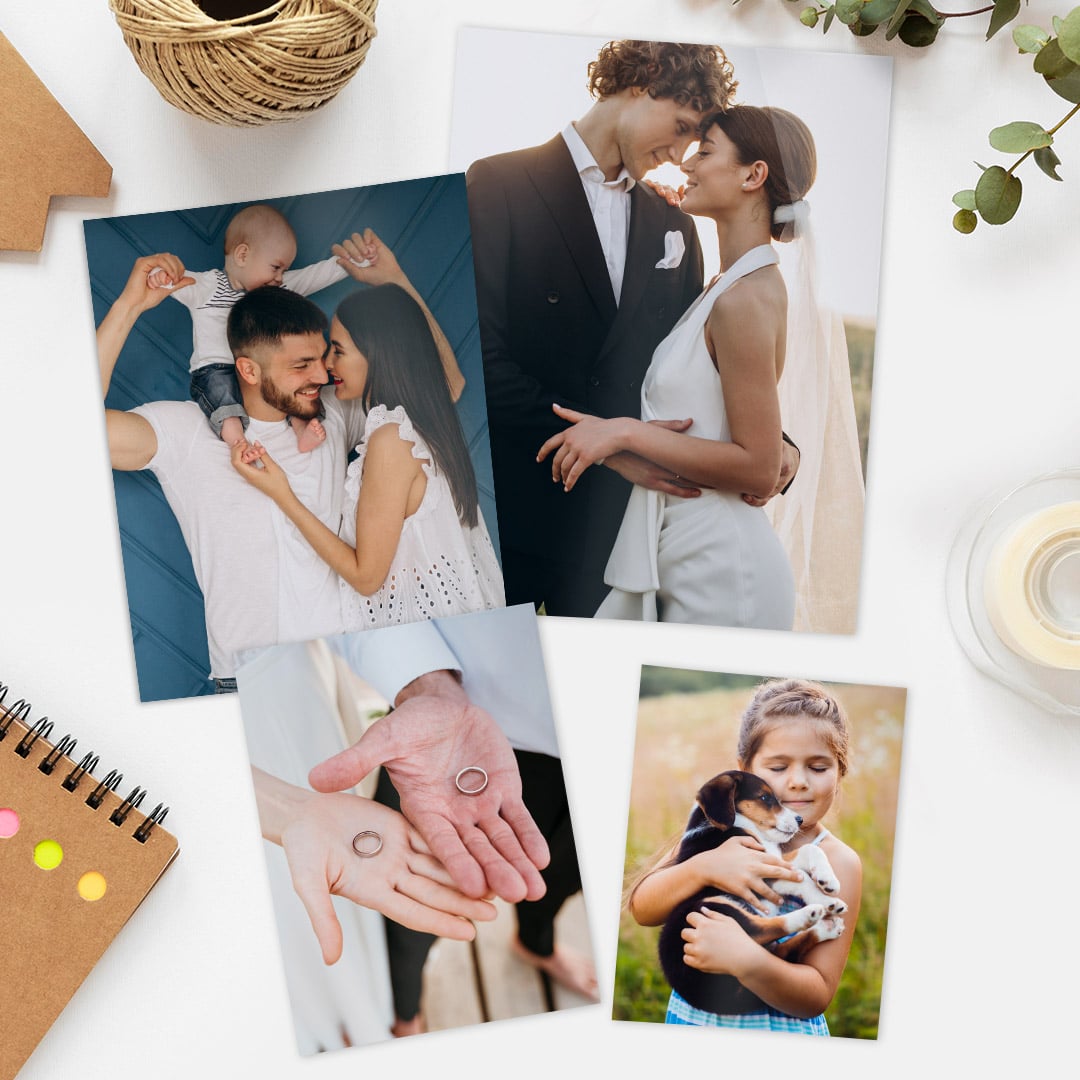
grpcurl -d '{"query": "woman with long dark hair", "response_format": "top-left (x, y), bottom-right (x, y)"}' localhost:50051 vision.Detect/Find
top-left (234, 282), bottom-right (503, 629)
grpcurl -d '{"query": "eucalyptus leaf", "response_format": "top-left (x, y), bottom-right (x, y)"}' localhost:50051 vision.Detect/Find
top-left (1034, 145), bottom-right (1064, 180)
top-left (952, 189), bottom-right (977, 210)
top-left (800, 6), bottom-right (820, 25)
top-left (953, 209), bottom-right (978, 234)
top-left (835, 0), bottom-right (863, 24)
top-left (884, 0), bottom-right (910, 39)
top-left (987, 0), bottom-right (1021, 41)
top-left (975, 165), bottom-right (1023, 224)
top-left (1045, 60), bottom-right (1080, 103)
top-left (908, 0), bottom-right (940, 19)
top-left (850, 17), bottom-right (880, 34)
top-left (858, 0), bottom-right (900, 24)
top-left (899, 12), bottom-right (942, 45)
top-left (1054, 15), bottom-right (1064, 34)
top-left (988, 120), bottom-right (1053, 152)
top-left (1012, 25), bottom-right (1050, 53)
top-left (823, 5), bottom-right (837, 31)
top-left (1034, 39), bottom-right (1072, 78)
top-left (1058, 7), bottom-right (1080, 64)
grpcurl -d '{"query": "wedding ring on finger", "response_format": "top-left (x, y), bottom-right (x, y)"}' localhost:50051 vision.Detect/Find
top-left (454, 766), bottom-right (489, 796)
top-left (351, 830), bottom-right (383, 857)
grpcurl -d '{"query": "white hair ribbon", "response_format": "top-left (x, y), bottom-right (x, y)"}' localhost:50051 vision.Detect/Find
top-left (773, 199), bottom-right (811, 228)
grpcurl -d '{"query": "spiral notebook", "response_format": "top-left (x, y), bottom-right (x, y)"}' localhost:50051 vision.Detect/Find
top-left (0, 682), bottom-right (179, 1079)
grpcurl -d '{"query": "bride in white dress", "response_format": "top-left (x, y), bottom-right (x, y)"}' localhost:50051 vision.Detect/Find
top-left (237, 283), bottom-right (504, 628)
top-left (539, 105), bottom-right (819, 628)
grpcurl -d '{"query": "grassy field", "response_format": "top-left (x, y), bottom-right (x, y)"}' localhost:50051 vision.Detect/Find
top-left (613, 672), bottom-right (905, 1039)
top-left (845, 318), bottom-right (875, 480)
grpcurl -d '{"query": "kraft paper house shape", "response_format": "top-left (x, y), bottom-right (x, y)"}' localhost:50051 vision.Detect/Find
top-left (0, 33), bottom-right (112, 252)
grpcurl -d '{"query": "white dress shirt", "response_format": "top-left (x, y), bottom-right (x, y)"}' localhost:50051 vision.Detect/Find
top-left (562, 122), bottom-right (634, 305)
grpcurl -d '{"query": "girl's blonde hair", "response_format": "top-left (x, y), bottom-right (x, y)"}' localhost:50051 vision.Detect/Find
top-left (736, 679), bottom-right (849, 777)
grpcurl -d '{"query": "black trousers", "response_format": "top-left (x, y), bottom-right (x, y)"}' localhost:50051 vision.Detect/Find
top-left (375, 750), bottom-right (582, 1020)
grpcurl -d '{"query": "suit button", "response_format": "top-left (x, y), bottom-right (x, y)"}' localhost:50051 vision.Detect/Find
top-left (547, 291), bottom-right (560, 304)
top-left (589, 376), bottom-right (600, 387)
top-left (658, 306), bottom-right (666, 319)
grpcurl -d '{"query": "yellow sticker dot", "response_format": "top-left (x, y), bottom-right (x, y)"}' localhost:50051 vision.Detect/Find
top-left (33, 839), bottom-right (63, 870)
top-left (78, 871), bottom-right (107, 902)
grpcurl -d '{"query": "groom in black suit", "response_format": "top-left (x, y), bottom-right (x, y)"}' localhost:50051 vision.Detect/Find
top-left (467, 40), bottom-right (737, 617)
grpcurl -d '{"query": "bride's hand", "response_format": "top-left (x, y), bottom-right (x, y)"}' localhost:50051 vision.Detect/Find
top-left (276, 791), bottom-right (498, 964)
top-left (536, 404), bottom-right (630, 492)
top-left (231, 440), bottom-right (294, 503)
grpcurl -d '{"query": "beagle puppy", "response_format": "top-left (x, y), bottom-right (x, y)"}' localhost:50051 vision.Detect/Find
top-left (657, 770), bottom-right (846, 1015)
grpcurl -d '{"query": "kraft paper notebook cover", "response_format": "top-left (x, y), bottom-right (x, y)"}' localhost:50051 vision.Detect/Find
top-left (0, 683), bottom-right (179, 1079)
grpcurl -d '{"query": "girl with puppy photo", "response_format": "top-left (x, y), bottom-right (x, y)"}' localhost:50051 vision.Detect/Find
top-left (620, 676), bottom-right (899, 1037)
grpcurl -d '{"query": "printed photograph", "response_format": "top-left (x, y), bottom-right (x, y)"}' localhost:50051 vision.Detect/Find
top-left (614, 667), bottom-right (905, 1038)
top-left (235, 604), bottom-right (596, 1054)
top-left (87, 175), bottom-right (502, 701)
top-left (451, 31), bottom-right (891, 633)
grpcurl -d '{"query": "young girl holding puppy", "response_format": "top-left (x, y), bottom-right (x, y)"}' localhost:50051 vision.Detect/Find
top-left (629, 679), bottom-right (862, 1035)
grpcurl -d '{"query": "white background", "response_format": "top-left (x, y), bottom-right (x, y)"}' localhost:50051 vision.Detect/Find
top-left (2, 0), bottom-right (1080, 1076)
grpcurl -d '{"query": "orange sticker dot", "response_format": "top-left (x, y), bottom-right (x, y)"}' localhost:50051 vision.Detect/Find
top-left (78, 871), bottom-right (107, 902)
top-left (0, 808), bottom-right (19, 838)
top-left (33, 839), bottom-right (63, 870)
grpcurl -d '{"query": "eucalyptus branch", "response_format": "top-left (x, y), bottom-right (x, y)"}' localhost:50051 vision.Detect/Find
top-left (790, 0), bottom-right (1022, 46)
top-left (952, 11), bottom-right (1080, 232)
top-left (937, 5), bottom-right (995, 17)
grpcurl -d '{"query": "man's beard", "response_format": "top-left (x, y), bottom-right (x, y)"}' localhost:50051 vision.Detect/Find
top-left (259, 373), bottom-right (323, 420)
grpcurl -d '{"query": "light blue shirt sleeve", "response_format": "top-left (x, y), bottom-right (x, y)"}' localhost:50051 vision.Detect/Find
top-left (325, 622), bottom-right (461, 704)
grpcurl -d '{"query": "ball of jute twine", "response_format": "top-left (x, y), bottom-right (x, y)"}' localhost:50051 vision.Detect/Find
top-left (108, 0), bottom-right (378, 126)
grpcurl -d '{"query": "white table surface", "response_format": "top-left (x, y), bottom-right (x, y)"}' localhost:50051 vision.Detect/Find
top-left (2, 0), bottom-right (1079, 1075)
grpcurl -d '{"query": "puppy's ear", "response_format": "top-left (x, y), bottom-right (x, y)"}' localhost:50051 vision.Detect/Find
top-left (697, 772), bottom-right (737, 828)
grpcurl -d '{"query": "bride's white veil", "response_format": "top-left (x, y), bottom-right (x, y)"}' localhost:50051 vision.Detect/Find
top-left (766, 201), bottom-right (865, 634)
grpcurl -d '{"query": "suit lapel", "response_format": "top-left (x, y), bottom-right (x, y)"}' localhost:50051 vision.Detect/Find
top-left (527, 136), bottom-right (617, 322)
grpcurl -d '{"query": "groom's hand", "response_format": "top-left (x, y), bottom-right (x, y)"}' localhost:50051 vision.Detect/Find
top-left (605, 452), bottom-right (702, 497)
top-left (742, 437), bottom-right (800, 507)
top-left (308, 671), bottom-right (550, 904)
top-left (604, 420), bottom-right (704, 500)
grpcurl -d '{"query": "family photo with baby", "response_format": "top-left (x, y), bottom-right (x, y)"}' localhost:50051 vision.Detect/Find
top-left (89, 173), bottom-right (498, 702)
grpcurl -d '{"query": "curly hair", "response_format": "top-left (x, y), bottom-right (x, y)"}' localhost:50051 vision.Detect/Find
top-left (587, 40), bottom-right (736, 112)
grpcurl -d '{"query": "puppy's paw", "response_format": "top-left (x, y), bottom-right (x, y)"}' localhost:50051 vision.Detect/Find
top-left (793, 846), bottom-right (841, 895)
top-left (824, 897), bottom-right (847, 916)
top-left (812, 916), bottom-right (845, 942)
top-left (783, 904), bottom-right (825, 936)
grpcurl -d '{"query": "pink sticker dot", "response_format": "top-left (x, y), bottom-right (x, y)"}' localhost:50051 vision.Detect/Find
top-left (0, 808), bottom-right (18, 838)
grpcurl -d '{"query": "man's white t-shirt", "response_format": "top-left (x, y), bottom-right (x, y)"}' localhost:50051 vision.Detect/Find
top-left (132, 389), bottom-right (364, 679)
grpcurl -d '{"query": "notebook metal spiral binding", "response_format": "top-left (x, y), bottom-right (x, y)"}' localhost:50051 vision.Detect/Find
top-left (0, 685), bottom-right (169, 842)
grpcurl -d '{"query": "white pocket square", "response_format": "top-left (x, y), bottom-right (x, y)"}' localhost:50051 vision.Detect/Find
top-left (655, 230), bottom-right (685, 270)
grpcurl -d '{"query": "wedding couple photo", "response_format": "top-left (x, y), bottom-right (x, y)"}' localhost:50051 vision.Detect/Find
top-left (452, 31), bottom-right (891, 634)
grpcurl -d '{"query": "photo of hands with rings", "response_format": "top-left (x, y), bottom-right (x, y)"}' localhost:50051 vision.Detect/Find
top-left (236, 604), bottom-right (596, 1055)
